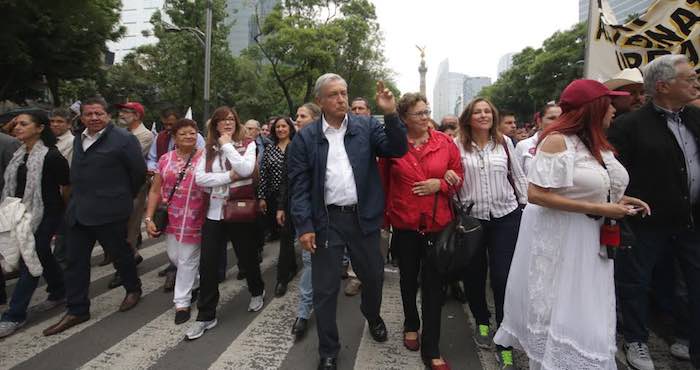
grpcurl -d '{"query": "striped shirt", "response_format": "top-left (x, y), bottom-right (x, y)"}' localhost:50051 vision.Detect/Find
top-left (456, 135), bottom-right (528, 220)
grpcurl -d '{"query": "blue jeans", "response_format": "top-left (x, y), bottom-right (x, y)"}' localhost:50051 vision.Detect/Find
top-left (2, 211), bottom-right (64, 323)
top-left (297, 248), bottom-right (313, 319)
top-left (616, 227), bottom-right (700, 367)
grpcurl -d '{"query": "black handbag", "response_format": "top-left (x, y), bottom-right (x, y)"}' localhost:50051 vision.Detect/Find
top-left (152, 153), bottom-right (193, 232)
top-left (427, 188), bottom-right (484, 278)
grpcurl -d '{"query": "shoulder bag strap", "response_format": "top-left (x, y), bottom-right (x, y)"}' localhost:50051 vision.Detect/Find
top-left (501, 140), bottom-right (521, 201)
top-left (164, 153), bottom-right (193, 207)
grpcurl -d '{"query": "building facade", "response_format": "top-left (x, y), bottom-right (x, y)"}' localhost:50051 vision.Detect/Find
top-left (579, 0), bottom-right (654, 23)
top-left (497, 53), bottom-right (515, 77)
top-left (432, 59), bottom-right (466, 121)
top-left (460, 77), bottom-right (492, 113)
top-left (107, 0), bottom-right (165, 63)
top-left (226, 0), bottom-right (277, 55)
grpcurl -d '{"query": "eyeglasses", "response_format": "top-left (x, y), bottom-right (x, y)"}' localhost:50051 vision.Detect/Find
top-left (406, 110), bottom-right (431, 118)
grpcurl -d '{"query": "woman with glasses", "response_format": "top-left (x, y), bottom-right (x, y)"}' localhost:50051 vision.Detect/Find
top-left (380, 93), bottom-right (462, 370)
top-left (186, 106), bottom-right (262, 340)
top-left (258, 116), bottom-right (297, 297)
top-left (455, 98), bottom-right (528, 368)
top-left (144, 119), bottom-right (205, 325)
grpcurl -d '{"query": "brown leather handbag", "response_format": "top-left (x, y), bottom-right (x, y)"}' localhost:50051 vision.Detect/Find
top-left (205, 141), bottom-right (260, 223)
top-left (222, 182), bottom-right (257, 223)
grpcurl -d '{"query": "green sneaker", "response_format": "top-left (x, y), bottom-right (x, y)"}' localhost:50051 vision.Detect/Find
top-left (496, 349), bottom-right (515, 370)
top-left (474, 324), bottom-right (492, 349)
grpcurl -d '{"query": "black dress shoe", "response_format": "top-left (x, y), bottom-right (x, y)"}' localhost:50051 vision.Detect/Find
top-left (108, 272), bottom-right (122, 289)
top-left (134, 254), bottom-right (144, 266)
top-left (291, 317), bottom-right (307, 340)
top-left (274, 282), bottom-right (288, 297)
top-left (236, 270), bottom-right (247, 281)
top-left (317, 357), bottom-right (337, 370)
top-left (368, 317), bottom-right (388, 342)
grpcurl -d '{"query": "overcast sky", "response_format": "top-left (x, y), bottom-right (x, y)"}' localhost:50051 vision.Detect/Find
top-left (371, 0), bottom-right (580, 99)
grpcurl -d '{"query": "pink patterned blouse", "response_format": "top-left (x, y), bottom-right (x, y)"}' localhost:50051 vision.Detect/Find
top-left (157, 149), bottom-right (206, 244)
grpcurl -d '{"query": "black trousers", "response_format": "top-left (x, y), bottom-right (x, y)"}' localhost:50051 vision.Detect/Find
top-left (272, 195), bottom-right (297, 283)
top-left (616, 227), bottom-right (700, 367)
top-left (394, 229), bottom-right (445, 359)
top-left (197, 218), bottom-right (264, 321)
top-left (0, 268), bottom-right (5, 304)
top-left (65, 220), bottom-right (141, 316)
top-left (312, 208), bottom-right (384, 358)
top-left (462, 208), bottom-right (522, 327)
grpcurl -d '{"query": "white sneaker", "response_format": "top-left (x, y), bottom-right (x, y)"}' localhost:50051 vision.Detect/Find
top-left (0, 320), bottom-right (25, 338)
top-left (184, 319), bottom-right (217, 340)
top-left (670, 340), bottom-right (690, 361)
top-left (248, 290), bottom-right (265, 312)
top-left (625, 342), bottom-right (655, 370)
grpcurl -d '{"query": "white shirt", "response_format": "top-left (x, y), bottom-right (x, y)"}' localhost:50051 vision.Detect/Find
top-left (56, 131), bottom-right (74, 166)
top-left (323, 114), bottom-right (358, 206)
top-left (456, 135), bottom-right (528, 220)
top-left (81, 127), bottom-right (107, 151)
top-left (195, 142), bottom-right (257, 220)
top-left (514, 132), bottom-right (539, 177)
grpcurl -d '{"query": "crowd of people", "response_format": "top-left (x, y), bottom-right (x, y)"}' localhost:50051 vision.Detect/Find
top-left (0, 54), bottom-right (698, 370)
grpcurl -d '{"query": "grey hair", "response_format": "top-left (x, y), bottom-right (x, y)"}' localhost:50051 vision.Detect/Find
top-left (313, 73), bottom-right (347, 99)
top-left (643, 54), bottom-right (690, 98)
top-left (244, 119), bottom-right (260, 128)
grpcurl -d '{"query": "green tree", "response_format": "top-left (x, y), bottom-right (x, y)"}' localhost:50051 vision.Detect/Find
top-left (0, 0), bottom-right (123, 106)
top-left (250, 0), bottom-right (395, 116)
top-left (481, 22), bottom-right (586, 121)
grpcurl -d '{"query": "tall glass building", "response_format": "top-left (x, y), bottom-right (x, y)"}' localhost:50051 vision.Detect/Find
top-left (579, 0), bottom-right (654, 23)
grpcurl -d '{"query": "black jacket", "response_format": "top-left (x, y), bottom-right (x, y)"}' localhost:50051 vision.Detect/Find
top-left (67, 123), bottom-right (147, 226)
top-left (608, 102), bottom-right (700, 231)
top-left (287, 113), bottom-right (407, 239)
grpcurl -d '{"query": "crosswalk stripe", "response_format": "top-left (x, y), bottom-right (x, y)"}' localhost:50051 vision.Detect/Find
top-left (26, 241), bottom-right (167, 309)
top-left (0, 258), bottom-right (171, 369)
top-left (78, 244), bottom-right (281, 370)
top-left (352, 270), bottom-right (423, 370)
top-left (208, 272), bottom-right (300, 369)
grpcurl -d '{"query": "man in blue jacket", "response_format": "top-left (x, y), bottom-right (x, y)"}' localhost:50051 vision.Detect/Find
top-left (43, 97), bottom-right (147, 336)
top-left (288, 73), bottom-right (407, 370)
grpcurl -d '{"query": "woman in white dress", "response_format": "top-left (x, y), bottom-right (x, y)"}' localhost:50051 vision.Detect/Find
top-left (493, 79), bottom-right (650, 370)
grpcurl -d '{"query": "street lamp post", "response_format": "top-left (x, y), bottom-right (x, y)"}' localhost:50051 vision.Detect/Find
top-left (162, 0), bottom-right (212, 127)
top-left (203, 0), bottom-right (212, 127)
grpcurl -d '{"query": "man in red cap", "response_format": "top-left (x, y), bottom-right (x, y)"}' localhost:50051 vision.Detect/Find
top-left (107, 102), bottom-right (154, 288)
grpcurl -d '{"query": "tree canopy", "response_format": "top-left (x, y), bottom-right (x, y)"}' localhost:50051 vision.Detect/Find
top-left (480, 22), bottom-right (586, 121)
top-left (0, 0), bottom-right (123, 106)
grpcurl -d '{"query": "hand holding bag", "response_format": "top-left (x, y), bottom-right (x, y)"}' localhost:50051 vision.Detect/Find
top-left (153, 153), bottom-right (193, 232)
top-left (427, 188), bottom-right (484, 278)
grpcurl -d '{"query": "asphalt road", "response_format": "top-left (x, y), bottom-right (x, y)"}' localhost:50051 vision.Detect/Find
top-left (0, 235), bottom-right (694, 370)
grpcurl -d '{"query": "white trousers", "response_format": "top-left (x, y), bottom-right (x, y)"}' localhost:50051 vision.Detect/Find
top-left (166, 235), bottom-right (200, 309)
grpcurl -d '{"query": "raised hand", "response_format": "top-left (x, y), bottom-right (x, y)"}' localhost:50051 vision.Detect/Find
top-left (375, 81), bottom-right (397, 115)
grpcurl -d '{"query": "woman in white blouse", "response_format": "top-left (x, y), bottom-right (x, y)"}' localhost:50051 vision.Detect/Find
top-left (455, 98), bottom-right (528, 368)
top-left (186, 106), bottom-right (261, 340)
top-left (493, 79), bottom-right (650, 369)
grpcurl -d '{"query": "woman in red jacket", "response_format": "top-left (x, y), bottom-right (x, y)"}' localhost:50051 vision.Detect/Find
top-left (380, 93), bottom-right (463, 370)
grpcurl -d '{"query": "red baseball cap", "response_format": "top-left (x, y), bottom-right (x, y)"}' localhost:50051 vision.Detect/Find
top-left (116, 102), bottom-right (145, 119)
top-left (558, 79), bottom-right (629, 113)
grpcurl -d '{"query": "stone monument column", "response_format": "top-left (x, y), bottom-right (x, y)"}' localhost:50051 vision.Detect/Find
top-left (417, 45), bottom-right (427, 96)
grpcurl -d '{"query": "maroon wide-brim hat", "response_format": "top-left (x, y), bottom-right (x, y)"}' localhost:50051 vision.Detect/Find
top-left (559, 79), bottom-right (630, 113)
